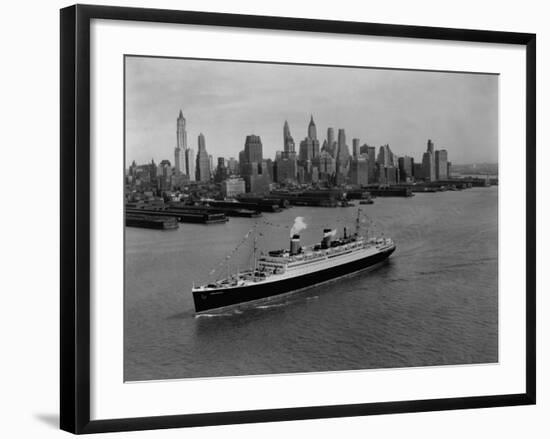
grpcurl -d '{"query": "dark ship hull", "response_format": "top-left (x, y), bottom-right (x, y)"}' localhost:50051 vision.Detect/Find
top-left (193, 245), bottom-right (395, 313)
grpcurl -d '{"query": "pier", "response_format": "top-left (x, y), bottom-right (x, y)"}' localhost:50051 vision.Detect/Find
top-left (270, 190), bottom-right (341, 207)
top-left (170, 202), bottom-right (261, 218)
top-left (236, 195), bottom-right (290, 209)
top-left (366, 186), bottom-right (413, 197)
top-left (207, 200), bottom-right (281, 213)
top-left (126, 207), bottom-right (228, 224)
top-left (126, 214), bottom-right (179, 230)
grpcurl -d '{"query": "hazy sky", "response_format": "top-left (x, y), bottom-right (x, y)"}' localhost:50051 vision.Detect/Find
top-left (125, 56), bottom-right (498, 166)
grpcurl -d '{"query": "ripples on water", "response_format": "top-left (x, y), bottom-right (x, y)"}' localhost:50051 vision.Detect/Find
top-left (124, 187), bottom-right (498, 381)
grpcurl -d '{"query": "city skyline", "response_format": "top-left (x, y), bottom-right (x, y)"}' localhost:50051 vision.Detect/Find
top-left (125, 56), bottom-right (498, 167)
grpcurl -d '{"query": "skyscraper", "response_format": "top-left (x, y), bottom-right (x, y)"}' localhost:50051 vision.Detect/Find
top-left (174, 147), bottom-right (182, 176)
top-left (375, 144), bottom-right (398, 185)
top-left (274, 157), bottom-right (297, 184)
top-left (327, 127), bottom-right (334, 147)
top-left (398, 156), bottom-right (414, 182)
top-left (214, 157), bottom-right (227, 183)
top-left (308, 115), bottom-right (317, 141)
top-left (276, 121), bottom-right (297, 183)
top-left (158, 159), bottom-right (172, 190)
top-left (238, 150), bottom-right (246, 175)
top-left (427, 139), bottom-right (434, 155)
top-left (326, 127), bottom-right (336, 157)
top-left (349, 157), bottom-right (369, 186)
top-left (422, 150), bottom-right (435, 181)
top-left (336, 128), bottom-right (350, 179)
top-left (361, 145), bottom-right (377, 183)
top-left (299, 138), bottom-right (314, 162)
top-left (185, 148), bottom-right (195, 181)
top-left (244, 134), bottom-right (263, 164)
top-left (308, 116), bottom-right (320, 159)
top-left (283, 120), bottom-right (295, 155)
top-left (413, 163), bottom-right (424, 180)
top-left (227, 157), bottom-right (238, 175)
top-left (195, 133), bottom-right (210, 182)
top-left (318, 151), bottom-right (336, 182)
top-left (312, 138), bottom-right (320, 158)
top-left (435, 149), bottom-right (448, 180)
top-left (242, 135), bottom-right (270, 193)
top-left (352, 138), bottom-right (360, 158)
top-left (421, 139), bottom-right (436, 181)
top-left (377, 144), bottom-right (394, 167)
top-left (297, 116), bottom-right (320, 184)
top-left (175, 110), bottom-right (188, 176)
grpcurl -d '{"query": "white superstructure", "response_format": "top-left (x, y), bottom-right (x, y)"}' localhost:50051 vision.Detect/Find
top-left (192, 232), bottom-right (394, 292)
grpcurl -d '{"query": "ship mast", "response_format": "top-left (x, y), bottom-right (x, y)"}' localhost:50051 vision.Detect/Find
top-left (253, 231), bottom-right (257, 273)
top-left (356, 208), bottom-right (361, 236)
top-left (251, 229), bottom-right (258, 282)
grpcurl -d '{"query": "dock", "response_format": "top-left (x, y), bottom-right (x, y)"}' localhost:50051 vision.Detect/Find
top-left (126, 207), bottom-right (228, 224)
top-left (366, 186), bottom-right (413, 197)
top-left (269, 190), bottom-right (340, 207)
top-left (207, 200), bottom-right (281, 213)
top-left (126, 214), bottom-right (179, 230)
top-left (170, 202), bottom-right (261, 218)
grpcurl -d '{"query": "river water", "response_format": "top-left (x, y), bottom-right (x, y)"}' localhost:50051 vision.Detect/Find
top-left (124, 187), bottom-right (498, 381)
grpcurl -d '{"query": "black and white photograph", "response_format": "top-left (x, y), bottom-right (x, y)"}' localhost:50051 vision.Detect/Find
top-left (124, 56), bottom-right (499, 382)
top-left (1, 0), bottom-right (543, 436)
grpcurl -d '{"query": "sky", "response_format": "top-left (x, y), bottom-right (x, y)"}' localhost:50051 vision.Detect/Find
top-left (125, 56), bottom-right (498, 167)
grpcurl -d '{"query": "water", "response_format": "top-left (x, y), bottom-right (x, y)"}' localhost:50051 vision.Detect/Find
top-left (124, 187), bottom-right (498, 381)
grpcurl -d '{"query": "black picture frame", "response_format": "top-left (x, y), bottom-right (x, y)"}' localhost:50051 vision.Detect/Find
top-left (60, 4), bottom-right (536, 434)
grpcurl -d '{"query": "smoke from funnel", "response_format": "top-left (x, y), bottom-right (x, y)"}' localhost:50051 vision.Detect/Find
top-left (290, 217), bottom-right (307, 237)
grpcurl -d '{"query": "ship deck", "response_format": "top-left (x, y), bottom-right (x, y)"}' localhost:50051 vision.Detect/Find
top-left (193, 237), bottom-right (394, 292)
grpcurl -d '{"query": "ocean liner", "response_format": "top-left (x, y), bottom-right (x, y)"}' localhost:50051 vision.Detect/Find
top-left (192, 212), bottom-right (395, 314)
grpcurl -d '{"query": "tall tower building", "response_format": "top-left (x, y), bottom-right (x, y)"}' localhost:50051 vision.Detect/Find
top-left (244, 134), bottom-right (263, 164)
top-left (352, 138), bottom-right (360, 158)
top-left (227, 157), bottom-right (238, 175)
top-left (299, 138), bottom-right (314, 162)
top-left (175, 110), bottom-right (188, 175)
top-left (421, 139), bottom-right (436, 181)
top-left (185, 148), bottom-right (195, 181)
top-left (398, 156), bottom-right (414, 182)
top-left (422, 150), bottom-right (435, 181)
top-left (377, 144), bottom-right (394, 167)
top-left (283, 121), bottom-right (295, 154)
top-left (242, 135), bottom-right (269, 193)
top-left (336, 128), bottom-right (350, 179)
top-left (366, 145), bottom-right (377, 183)
top-left (435, 149), bottom-right (448, 180)
top-left (349, 157), bottom-right (369, 186)
top-left (327, 127), bottom-right (334, 148)
top-left (195, 133), bottom-right (210, 182)
top-left (174, 146), bottom-right (182, 176)
top-left (319, 151), bottom-right (336, 180)
top-left (308, 115), bottom-right (317, 141)
top-left (427, 139), bottom-right (434, 155)
top-left (326, 127), bottom-right (335, 157)
top-left (277, 121), bottom-right (297, 183)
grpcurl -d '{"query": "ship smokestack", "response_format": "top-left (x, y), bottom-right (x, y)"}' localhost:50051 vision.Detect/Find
top-left (322, 228), bottom-right (335, 249)
top-left (290, 234), bottom-right (301, 255)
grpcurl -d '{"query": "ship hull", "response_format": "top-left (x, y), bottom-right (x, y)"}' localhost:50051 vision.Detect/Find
top-left (193, 245), bottom-right (395, 313)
